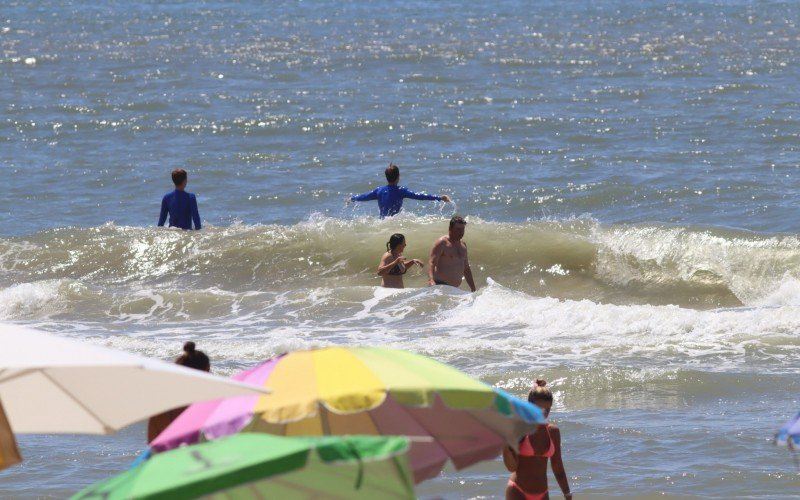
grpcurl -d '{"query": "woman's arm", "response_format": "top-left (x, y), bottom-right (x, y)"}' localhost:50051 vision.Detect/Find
top-left (502, 445), bottom-right (518, 472)
top-left (549, 426), bottom-right (571, 498)
top-left (377, 253), bottom-right (403, 276)
top-left (403, 259), bottom-right (424, 268)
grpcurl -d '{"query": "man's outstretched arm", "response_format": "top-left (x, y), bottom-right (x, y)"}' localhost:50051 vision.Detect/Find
top-left (350, 188), bottom-right (379, 202)
top-left (400, 187), bottom-right (449, 202)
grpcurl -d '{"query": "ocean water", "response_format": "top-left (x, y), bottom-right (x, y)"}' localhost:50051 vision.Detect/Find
top-left (3, 0), bottom-right (800, 497)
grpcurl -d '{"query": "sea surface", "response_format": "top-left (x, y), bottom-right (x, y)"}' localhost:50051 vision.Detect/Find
top-left (3, 0), bottom-right (800, 497)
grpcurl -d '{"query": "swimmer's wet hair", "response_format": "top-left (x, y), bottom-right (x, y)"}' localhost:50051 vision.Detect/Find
top-left (528, 379), bottom-right (553, 403)
top-left (385, 163), bottom-right (400, 183)
top-left (387, 233), bottom-right (405, 251)
top-left (449, 215), bottom-right (467, 229)
top-left (171, 168), bottom-right (187, 185)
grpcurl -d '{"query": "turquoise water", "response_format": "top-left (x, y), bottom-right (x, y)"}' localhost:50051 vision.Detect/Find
top-left (3, 0), bottom-right (800, 497)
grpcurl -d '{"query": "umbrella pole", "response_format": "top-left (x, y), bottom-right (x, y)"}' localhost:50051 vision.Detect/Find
top-left (320, 405), bottom-right (332, 435)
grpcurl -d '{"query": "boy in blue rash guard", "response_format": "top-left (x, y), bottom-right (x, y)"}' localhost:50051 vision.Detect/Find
top-left (158, 168), bottom-right (201, 230)
top-left (348, 163), bottom-right (450, 218)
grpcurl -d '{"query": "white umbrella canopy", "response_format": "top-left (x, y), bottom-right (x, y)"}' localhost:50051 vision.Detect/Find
top-left (0, 323), bottom-right (268, 435)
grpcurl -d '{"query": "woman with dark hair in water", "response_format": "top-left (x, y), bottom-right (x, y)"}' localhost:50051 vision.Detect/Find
top-left (503, 379), bottom-right (572, 500)
top-left (376, 233), bottom-right (424, 289)
top-left (146, 342), bottom-right (210, 442)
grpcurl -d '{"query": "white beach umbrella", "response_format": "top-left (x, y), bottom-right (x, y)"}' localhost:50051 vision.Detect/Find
top-left (0, 323), bottom-right (268, 435)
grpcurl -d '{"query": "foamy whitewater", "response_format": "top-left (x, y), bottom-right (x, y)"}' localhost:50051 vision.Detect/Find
top-left (3, 0), bottom-right (800, 497)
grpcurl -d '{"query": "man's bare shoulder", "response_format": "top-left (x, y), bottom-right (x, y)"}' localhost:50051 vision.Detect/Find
top-left (430, 236), bottom-right (447, 257)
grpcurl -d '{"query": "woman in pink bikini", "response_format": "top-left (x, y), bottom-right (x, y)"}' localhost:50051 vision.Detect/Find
top-left (503, 379), bottom-right (572, 500)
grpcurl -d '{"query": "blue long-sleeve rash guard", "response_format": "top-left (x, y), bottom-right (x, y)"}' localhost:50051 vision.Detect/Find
top-left (158, 190), bottom-right (201, 229)
top-left (350, 185), bottom-right (442, 217)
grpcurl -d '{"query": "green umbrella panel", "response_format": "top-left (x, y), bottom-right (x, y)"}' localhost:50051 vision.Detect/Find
top-left (72, 434), bottom-right (415, 500)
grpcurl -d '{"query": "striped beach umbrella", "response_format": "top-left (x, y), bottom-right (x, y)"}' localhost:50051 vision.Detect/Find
top-left (150, 346), bottom-right (544, 483)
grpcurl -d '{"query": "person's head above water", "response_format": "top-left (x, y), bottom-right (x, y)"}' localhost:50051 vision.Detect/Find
top-left (386, 233), bottom-right (406, 252)
top-left (528, 379), bottom-right (554, 418)
top-left (449, 215), bottom-right (467, 229)
top-left (448, 215), bottom-right (467, 241)
top-left (385, 163), bottom-right (400, 184)
top-left (171, 168), bottom-right (188, 189)
top-left (175, 341), bottom-right (210, 372)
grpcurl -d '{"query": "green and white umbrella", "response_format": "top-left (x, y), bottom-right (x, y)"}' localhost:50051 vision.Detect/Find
top-left (73, 434), bottom-right (415, 500)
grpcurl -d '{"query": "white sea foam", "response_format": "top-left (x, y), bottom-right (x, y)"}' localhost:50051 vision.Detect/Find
top-left (592, 223), bottom-right (800, 305)
top-left (427, 279), bottom-right (800, 372)
top-left (0, 280), bottom-right (67, 319)
top-left (17, 277), bottom-right (797, 377)
top-left (752, 274), bottom-right (800, 307)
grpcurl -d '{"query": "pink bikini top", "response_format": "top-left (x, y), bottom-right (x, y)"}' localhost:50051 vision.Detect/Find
top-left (518, 426), bottom-right (555, 458)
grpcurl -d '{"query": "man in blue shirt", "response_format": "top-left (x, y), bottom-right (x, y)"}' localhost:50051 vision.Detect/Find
top-left (348, 163), bottom-right (450, 217)
top-left (158, 168), bottom-right (201, 230)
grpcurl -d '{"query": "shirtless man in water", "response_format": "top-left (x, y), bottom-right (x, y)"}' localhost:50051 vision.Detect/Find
top-left (428, 215), bottom-right (477, 292)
